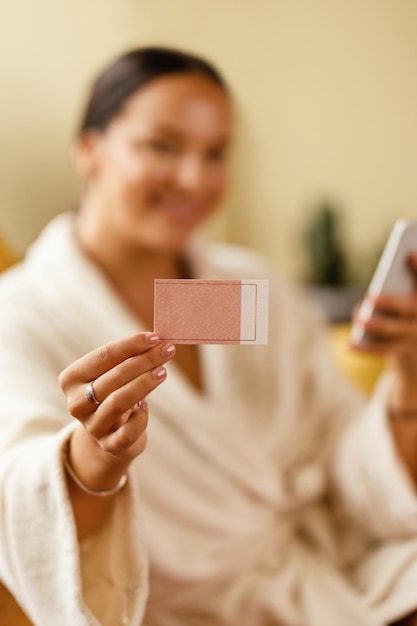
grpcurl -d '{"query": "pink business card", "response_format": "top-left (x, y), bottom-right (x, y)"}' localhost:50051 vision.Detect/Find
top-left (153, 279), bottom-right (268, 344)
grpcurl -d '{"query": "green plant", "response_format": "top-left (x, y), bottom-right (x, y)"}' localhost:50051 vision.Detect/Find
top-left (304, 202), bottom-right (347, 286)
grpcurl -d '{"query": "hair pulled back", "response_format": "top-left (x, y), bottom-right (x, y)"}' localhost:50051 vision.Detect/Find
top-left (78, 47), bottom-right (228, 135)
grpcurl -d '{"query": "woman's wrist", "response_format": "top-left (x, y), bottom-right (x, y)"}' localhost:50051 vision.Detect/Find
top-left (388, 368), bottom-right (417, 416)
top-left (389, 354), bottom-right (417, 389)
top-left (388, 406), bottom-right (417, 421)
top-left (64, 445), bottom-right (127, 496)
top-left (65, 426), bottom-right (130, 496)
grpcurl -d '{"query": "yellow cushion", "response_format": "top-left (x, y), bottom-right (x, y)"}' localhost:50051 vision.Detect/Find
top-left (329, 323), bottom-right (385, 395)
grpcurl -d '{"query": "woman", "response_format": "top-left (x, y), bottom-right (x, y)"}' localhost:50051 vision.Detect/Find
top-left (0, 46), bottom-right (417, 626)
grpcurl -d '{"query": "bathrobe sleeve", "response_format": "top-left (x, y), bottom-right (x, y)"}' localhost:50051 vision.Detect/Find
top-left (330, 370), bottom-right (417, 537)
top-left (287, 282), bottom-right (417, 538)
top-left (0, 270), bottom-right (149, 626)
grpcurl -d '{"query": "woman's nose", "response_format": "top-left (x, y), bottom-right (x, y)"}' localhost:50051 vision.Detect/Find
top-left (175, 156), bottom-right (206, 192)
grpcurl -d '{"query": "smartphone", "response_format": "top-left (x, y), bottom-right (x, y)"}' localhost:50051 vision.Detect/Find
top-left (351, 218), bottom-right (417, 345)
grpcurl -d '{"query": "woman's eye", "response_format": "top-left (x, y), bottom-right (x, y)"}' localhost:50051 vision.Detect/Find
top-left (149, 139), bottom-right (176, 153)
top-left (207, 147), bottom-right (227, 163)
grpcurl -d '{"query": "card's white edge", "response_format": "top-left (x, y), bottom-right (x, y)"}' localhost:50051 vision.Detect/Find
top-left (240, 283), bottom-right (257, 341)
top-left (240, 279), bottom-right (269, 344)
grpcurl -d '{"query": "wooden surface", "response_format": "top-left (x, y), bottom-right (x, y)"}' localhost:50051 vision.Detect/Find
top-left (0, 582), bottom-right (33, 625)
top-left (0, 234), bottom-right (18, 273)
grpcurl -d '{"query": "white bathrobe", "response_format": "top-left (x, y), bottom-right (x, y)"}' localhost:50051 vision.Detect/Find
top-left (0, 212), bottom-right (417, 626)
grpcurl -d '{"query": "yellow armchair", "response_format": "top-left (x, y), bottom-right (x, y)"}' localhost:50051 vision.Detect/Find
top-left (0, 232), bottom-right (18, 272)
top-left (0, 234), bottom-right (31, 625)
top-left (0, 585), bottom-right (32, 626)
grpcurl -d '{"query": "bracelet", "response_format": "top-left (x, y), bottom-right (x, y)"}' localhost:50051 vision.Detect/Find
top-left (64, 446), bottom-right (128, 497)
top-left (388, 407), bottom-right (417, 422)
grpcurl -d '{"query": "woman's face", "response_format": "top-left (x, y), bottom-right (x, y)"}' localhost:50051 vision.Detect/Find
top-left (78, 73), bottom-right (233, 253)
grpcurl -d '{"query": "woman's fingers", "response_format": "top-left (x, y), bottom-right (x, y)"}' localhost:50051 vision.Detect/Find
top-left (66, 332), bottom-right (161, 383)
top-left (352, 293), bottom-right (417, 352)
top-left (91, 343), bottom-right (175, 406)
top-left (370, 292), bottom-right (417, 319)
top-left (84, 364), bottom-right (169, 440)
top-left (69, 342), bottom-right (175, 419)
top-left (60, 334), bottom-right (175, 412)
top-left (362, 310), bottom-right (417, 340)
top-left (99, 400), bottom-right (149, 457)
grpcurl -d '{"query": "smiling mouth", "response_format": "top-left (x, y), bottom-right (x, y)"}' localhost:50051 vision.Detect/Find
top-left (155, 197), bottom-right (208, 224)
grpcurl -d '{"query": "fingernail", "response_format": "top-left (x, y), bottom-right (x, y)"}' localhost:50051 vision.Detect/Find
top-left (139, 399), bottom-right (148, 411)
top-left (153, 366), bottom-right (167, 380)
top-left (161, 343), bottom-right (176, 358)
top-left (146, 332), bottom-right (159, 345)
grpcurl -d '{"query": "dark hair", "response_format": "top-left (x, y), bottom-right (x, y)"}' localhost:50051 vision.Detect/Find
top-left (78, 47), bottom-right (228, 135)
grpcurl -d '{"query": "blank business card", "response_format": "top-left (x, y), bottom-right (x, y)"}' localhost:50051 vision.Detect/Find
top-left (154, 279), bottom-right (269, 344)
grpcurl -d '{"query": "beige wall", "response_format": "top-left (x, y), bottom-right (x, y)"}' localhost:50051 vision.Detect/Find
top-left (1, 0), bottom-right (417, 282)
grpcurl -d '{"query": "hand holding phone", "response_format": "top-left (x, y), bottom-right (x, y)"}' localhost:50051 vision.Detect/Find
top-left (351, 219), bottom-right (417, 346)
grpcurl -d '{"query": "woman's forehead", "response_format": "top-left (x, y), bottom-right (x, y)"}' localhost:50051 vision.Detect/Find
top-left (115, 74), bottom-right (233, 137)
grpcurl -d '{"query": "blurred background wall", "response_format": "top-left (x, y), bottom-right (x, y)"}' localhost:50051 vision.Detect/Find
top-left (1, 0), bottom-right (417, 282)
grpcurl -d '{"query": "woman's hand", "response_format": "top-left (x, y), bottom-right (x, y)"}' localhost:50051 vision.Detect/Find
top-left (351, 254), bottom-right (417, 382)
top-left (59, 332), bottom-right (175, 495)
top-left (353, 289), bottom-right (417, 425)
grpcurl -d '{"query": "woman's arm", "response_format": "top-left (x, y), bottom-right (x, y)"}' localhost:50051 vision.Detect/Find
top-left (352, 254), bottom-right (417, 487)
top-left (59, 331), bottom-right (175, 539)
